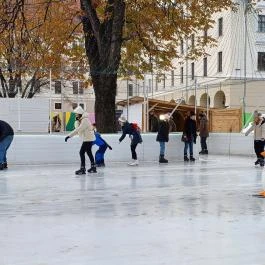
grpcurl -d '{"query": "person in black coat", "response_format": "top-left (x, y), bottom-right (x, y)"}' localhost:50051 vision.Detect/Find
top-left (0, 120), bottom-right (14, 170)
top-left (156, 114), bottom-right (170, 163)
top-left (118, 116), bottom-right (142, 166)
top-left (182, 111), bottom-right (197, 162)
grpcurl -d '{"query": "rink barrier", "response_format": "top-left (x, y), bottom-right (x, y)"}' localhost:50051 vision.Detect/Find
top-left (7, 133), bottom-right (255, 164)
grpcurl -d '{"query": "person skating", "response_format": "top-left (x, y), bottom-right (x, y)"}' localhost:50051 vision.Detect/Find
top-left (156, 114), bottom-right (170, 163)
top-left (118, 116), bottom-right (142, 166)
top-left (65, 106), bottom-right (96, 174)
top-left (245, 112), bottom-right (265, 167)
top-left (198, 112), bottom-right (209, 154)
top-left (92, 123), bottom-right (112, 167)
top-left (182, 111), bottom-right (197, 162)
top-left (0, 120), bottom-right (14, 170)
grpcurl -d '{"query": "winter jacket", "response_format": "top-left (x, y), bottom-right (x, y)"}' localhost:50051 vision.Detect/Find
top-left (0, 120), bottom-right (14, 142)
top-left (156, 120), bottom-right (170, 142)
top-left (93, 131), bottom-right (111, 148)
top-left (199, 115), bottom-right (209, 137)
top-left (119, 121), bottom-right (142, 145)
top-left (183, 117), bottom-right (197, 141)
top-left (67, 112), bottom-right (95, 142)
top-left (245, 118), bottom-right (265, 140)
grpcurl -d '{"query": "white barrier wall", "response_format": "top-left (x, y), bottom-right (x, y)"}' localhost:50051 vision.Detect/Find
top-left (6, 133), bottom-right (255, 165)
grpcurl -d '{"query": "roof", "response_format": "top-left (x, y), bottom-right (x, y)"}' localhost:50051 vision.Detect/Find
top-left (116, 96), bottom-right (206, 112)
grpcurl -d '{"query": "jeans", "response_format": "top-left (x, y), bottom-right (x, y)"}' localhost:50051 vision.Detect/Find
top-left (0, 135), bottom-right (14, 164)
top-left (80, 141), bottom-right (94, 168)
top-left (159, 142), bottom-right (165, 156)
top-left (254, 140), bottom-right (265, 159)
top-left (184, 137), bottom-right (193, 157)
top-left (131, 144), bottom-right (138, 160)
top-left (200, 136), bottom-right (208, 151)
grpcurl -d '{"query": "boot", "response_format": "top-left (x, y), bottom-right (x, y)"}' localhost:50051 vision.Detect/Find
top-left (204, 150), bottom-right (208, 154)
top-left (184, 155), bottom-right (189, 162)
top-left (159, 155), bottom-right (168, 163)
top-left (75, 167), bottom-right (86, 175)
top-left (260, 159), bottom-right (264, 167)
top-left (87, 165), bottom-right (97, 173)
top-left (255, 159), bottom-right (260, 165)
top-left (3, 162), bottom-right (8, 169)
top-left (199, 150), bottom-right (204, 154)
top-left (0, 163), bottom-right (4, 170)
top-left (190, 156), bottom-right (195, 162)
top-left (96, 162), bottom-right (105, 167)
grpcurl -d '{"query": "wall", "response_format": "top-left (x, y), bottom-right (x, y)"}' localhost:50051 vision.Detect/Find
top-left (6, 133), bottom-right (255, 165)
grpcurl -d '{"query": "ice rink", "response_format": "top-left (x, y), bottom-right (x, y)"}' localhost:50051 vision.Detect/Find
top-left (1, 155), bottom-right (265, 265)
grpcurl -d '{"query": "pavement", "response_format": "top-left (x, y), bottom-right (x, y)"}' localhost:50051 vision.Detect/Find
top-left (1, 155), bottom-right (265, 265)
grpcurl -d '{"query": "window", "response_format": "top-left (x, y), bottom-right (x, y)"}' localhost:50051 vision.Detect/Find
top-left (191, 34), bottom-right (195, 49)
top-left (180, 39), bottom-right (184, 55)
top-left (79, 103), bottom-right (85, 109)
top-left (191, 62), bottom-right (195, 80)
top-left (73, 81), bottom-right (84, 94)
top-left (180, 67), bottom-right (184, 84)
top-left (79, 81), bottom-right (84, 94)
top-left (258, 52), bottom-right (265, 71)
top-left (258, 15), bottom-right (265, 32)
top-left (171, 70), bottom-right (174, 86)
top-left (203, 57), bottom-right (207, 77)
top-left (128, 84), bottom-right (133, 96)
top-left (218, 17), bottom-right (223, 36)
top-left (55, 81), bottom-right (61, 94)
top-left (218, 52), bottom-right (222, 72)
top-left (54, 103), bottom-right (62, 110)
top-left (73, 81), bottom-right (78, 94)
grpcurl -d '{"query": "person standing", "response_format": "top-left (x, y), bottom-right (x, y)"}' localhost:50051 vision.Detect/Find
top-left (245, 112), bottom-right (265, 167)
top-left (0, 120), bottom-right (14, 170)
top-left (156, 114), bottom-right (170, 163)
top-left (182, 111), bottom-right (197, 162)
top-left (118, 116), bottom-right (142, 166)
top-left (198, 112), bottom-right (209, 154)
top-left (92, 123), bottom-right (112, 167)
top-left (65, 106), bottom-right (96, 174)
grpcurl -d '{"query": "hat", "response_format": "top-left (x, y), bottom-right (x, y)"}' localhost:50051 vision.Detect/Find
top-left (118, 116), bottom-right (127, 123)
top-left (73, 106), bottom-right (84, 115)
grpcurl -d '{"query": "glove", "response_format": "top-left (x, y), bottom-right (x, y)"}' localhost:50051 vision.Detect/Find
top-left (108, 146), bottom-right (113, 150)
top-left (65, 136), bottom-right (70, 142)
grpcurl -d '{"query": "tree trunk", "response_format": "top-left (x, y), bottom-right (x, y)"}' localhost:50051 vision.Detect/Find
top-left (93, 74), bottom-right (117, 133)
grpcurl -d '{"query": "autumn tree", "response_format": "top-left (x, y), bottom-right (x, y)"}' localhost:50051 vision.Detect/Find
top-left (80, 0), bottom-right (234, 133)
top-left (0, 0), bottom-right (85, 98)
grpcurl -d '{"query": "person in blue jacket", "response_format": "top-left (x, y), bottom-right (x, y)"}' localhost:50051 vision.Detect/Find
top-left (118, 116), bottom-right (142, 166)
top-left (92, 124), bottom-right (112, 167)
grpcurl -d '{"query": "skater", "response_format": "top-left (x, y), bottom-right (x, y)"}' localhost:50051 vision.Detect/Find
top-left (92, 123), bottom-right (112, 167)
top-left (0, 120), bottom-right (14, 170)
top-left (65, 106), bottom-right (96, 174)
top-left (156, 114), bottom-right (170, 163)
top-left (182, 111), bottom-right (197, 162)
top-left (198, 112), bottom-right (209, 154)
top-left (245, 112), bottom-right (265, 167)
top-left (118, 116), bottom-right (142, 166)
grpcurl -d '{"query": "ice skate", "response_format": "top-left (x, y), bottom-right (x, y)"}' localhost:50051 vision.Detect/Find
top-left (128, 160), bottom-right (139, 166)
top-left (87, 166), bottom-right (97, 173)
top-left (190, 156), bottom-right (196, 162)
top-left (75, 168), bottom-right (86, 175)
top-left (184, 155), bottom-right (189, 162)
top-left (159, 155), bottom-right (168, 163)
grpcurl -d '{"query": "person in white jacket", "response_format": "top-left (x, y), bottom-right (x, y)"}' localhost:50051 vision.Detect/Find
top-left (65, 106), bottom-right (96, 174)
top-left (245, 112), bottom-right (265, 167)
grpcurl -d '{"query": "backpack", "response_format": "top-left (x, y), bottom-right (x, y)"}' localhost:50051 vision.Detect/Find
top-left (131, 123), bottom-right (141, 132)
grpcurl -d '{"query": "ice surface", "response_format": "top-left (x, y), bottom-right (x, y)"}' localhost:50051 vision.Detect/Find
top-left (1, 156), bottom-right (265, 265)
